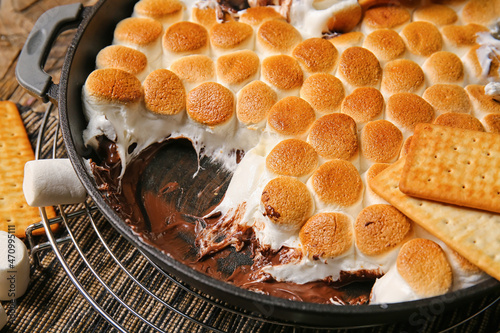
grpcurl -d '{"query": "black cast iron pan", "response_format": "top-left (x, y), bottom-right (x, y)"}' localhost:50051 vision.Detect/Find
top-left (16, 0), bottom-right (500, 328)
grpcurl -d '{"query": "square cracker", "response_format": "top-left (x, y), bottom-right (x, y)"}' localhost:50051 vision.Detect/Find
top-left (400, 124), bottom-right (500, 214)
top-left (0, 101), bottom-right (57, 238)
top-left (370, 158), bottom-right (500, 281)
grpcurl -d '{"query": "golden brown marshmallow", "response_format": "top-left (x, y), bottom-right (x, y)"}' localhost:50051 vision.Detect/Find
top-left (143, 69), bottom-right (185, 115)
top-left (186, 82), bottom-right (234, 126)
top-left (363, 29), bottom-right (406, 63)
top-left (134, 0), bottom-right (184, 25)
top-left (461, 0), bottom-right (500, 26)
top-left (362, 5), bottom-right (411, 33)
top-left (423, 51), bottom-right (464, 85)
top-left (337, 47), bottom-right (382, 89)
top-left (257, 19), bottom-right (302, 55)
top-left (310, 159), bottom-right (363, 207)
top-left (114, 17), bottom-right (163, 47)
top-left (422, 84), bottom-right (472, 115)
top-left (209, 21), bottom-right (254, 54)
top-left (292, 38), bottom-right (339, 74)
top-left (465, 85), bottom-right (500, 118)
top-left (308, 113), bottom-right (358, 161)
top-left (401, 21), bottom-right (443, 57)
top-left (381, 59), bottom-right (425, 96)
top-left (267, 97), bottom-right (315, 136)
top-left (300, 212), bottom-right (353, 259)
top-left (239, 7), bottom-right (285, 27)
top-left (413, 4), bottom-right (457, 26)
top-left (237, 81), bottom-right (277, 125)
top-left (169, 55), bottom-right (215, 88)
top-left (341, 87), bottom-right (384, 124)
top-left (261, 55), bottom-right (304, 92)
top-left (216, 50), bottom-right (260, 89)
top-left (397, 238), bottom-right (453, 297)
top-left (300, 73), bottom-right (345, 114)
top-left (85, 68), bottom-right (143, 104)
top-left (483, 114), bottom-right (500, 133)
top-left (163, 21), bottom-right (209, 54)
top-left (355, 204), bottom-right (412, 256)
top-left (361, 120), bottom-right (403, 163)
top-left (386, 93), bottom-right (435, 133)
top-left (266, 139), bottom-right (318, 177)
top-left (261, 176), bottom-right (314, 230)
top-left (433, 113), bottom-right (485, 131)
top-left (96, 45), bottom-right (148, 77)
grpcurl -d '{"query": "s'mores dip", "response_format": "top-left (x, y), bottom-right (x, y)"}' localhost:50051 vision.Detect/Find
top-left (83, 0), bottom-right (499, 305)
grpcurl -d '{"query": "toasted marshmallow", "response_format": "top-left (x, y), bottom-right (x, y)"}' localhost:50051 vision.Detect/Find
top-left (143, 69), bottom-right (185, 116)
top-left (386, 93), bottom-right (435, 137)
top-left (300, 212), bottom-right (354, 259)
top-left (423, 51), bottom-right (465, 86)
top-left (292, 38), bottom-right (339, 75)
top-left (216, 50), bottom-right (260, 92)
top-left (433, 112), bottom-right (485, 131)
top-left (463, 45), bottom-right (500, 84)
top-left (236, 80), bottom-right (277, 127)
top-left (239, 7), bottom-right (285, 28)
top-left (84, 68), bottom-right (143, 105)
top-left (482, 114), bottom-right (500, 133)
top-left (162, 21), bottom-right (209, 66)
top-left (300, 73), bottom-right (345, 115)
top-left (169, 55), bottom-right (215, 91)
top-left (96, 45), bottom-right (148, 81)
top-left (261, 176), bottom-right (314, 231)
top-left (191, 7), bottom-right (223, 30)
top-left (113, 17), bottom-right (163, 64)
top-left (307, 159), bottom-right (363, 215)
top-left (133, 0), bottom-right (184, 27)
top-left (441, 23), bottom-right (488, 57)
top-left (327, 32), bottom-right (364, 53)
top-left (422, 84), bottom-right (472, 115)
top-left (266, 96), bottom-right (315, 138)
top-left (363, 29), bottom-right (406, 64)
top-left (186, 82), bottom-right (234, 128)
top-left (361, 5), bottom-right (411, 35)
top-left (461, 0), bottom-right (500, 26)
top-left (401, 21), bottom-right (443, 61)
top-left (261, 55), bottom-right (304, 98)
top-left (266, 139), bottom-right (318, 178)
top-left (322, 1), bottom-right (363, 33)
top-left (362, 163), bottom-right (390, 206)
top-left (256, 19), bottom-right (302, 56)
top-left (341, 87), bottom-right (384, 127)
top-left (397, 238), bottom-right (453, 298)
top-left (413, 4), bottom-right (457, 26)
top-left (307, 113), bottom-right (358, 162)
top-left (361, 120), bottom-right (403, 170)
top-left (336, 47), bottom-right (382, 92)
top-left (209, 21), bottom-right (254, 56)
top-left (465, 84), bottom-right (500, 119)
top-left (381, 59), bottom-right (425, 97)
top-left (355, 204), bottom-right (412, 256)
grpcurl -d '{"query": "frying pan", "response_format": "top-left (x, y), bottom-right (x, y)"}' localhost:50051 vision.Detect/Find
top-left (16, 0), bottom-right (500, 328)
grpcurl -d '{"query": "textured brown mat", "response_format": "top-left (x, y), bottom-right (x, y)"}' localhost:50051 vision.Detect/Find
top-left (0, 104), bottom-right (499, 333)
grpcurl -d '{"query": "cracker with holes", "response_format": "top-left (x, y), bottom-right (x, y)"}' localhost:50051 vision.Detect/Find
top-left (400, 124), bottom-right (500, 213)
top-left (369, 158), bottom-right (500, 281)
top-left (0, 101), bottom-right (56, 238)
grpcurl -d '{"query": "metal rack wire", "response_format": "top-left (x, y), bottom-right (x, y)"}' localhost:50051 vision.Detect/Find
top-left (25, 103), bottom-right (499, 333)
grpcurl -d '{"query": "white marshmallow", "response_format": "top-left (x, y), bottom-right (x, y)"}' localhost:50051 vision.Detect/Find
top-left (0, 231), bottom-right (30, 300)
top-left (23, 159), bottom-right (87, 207)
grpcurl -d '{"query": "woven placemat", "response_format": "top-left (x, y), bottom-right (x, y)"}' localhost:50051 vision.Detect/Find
top-left (0, 102), bottom-right (499, 333)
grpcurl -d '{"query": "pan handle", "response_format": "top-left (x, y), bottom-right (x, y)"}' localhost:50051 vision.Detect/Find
top-left (16, 3), bottom-right (84, 104)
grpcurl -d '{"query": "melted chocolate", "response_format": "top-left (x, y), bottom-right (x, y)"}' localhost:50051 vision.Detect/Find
top-left (91, 138), bottom-right (374, 305)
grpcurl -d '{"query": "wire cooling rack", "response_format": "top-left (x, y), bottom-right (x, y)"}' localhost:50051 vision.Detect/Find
top-left (24, 103), bottom-right (500, 333)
